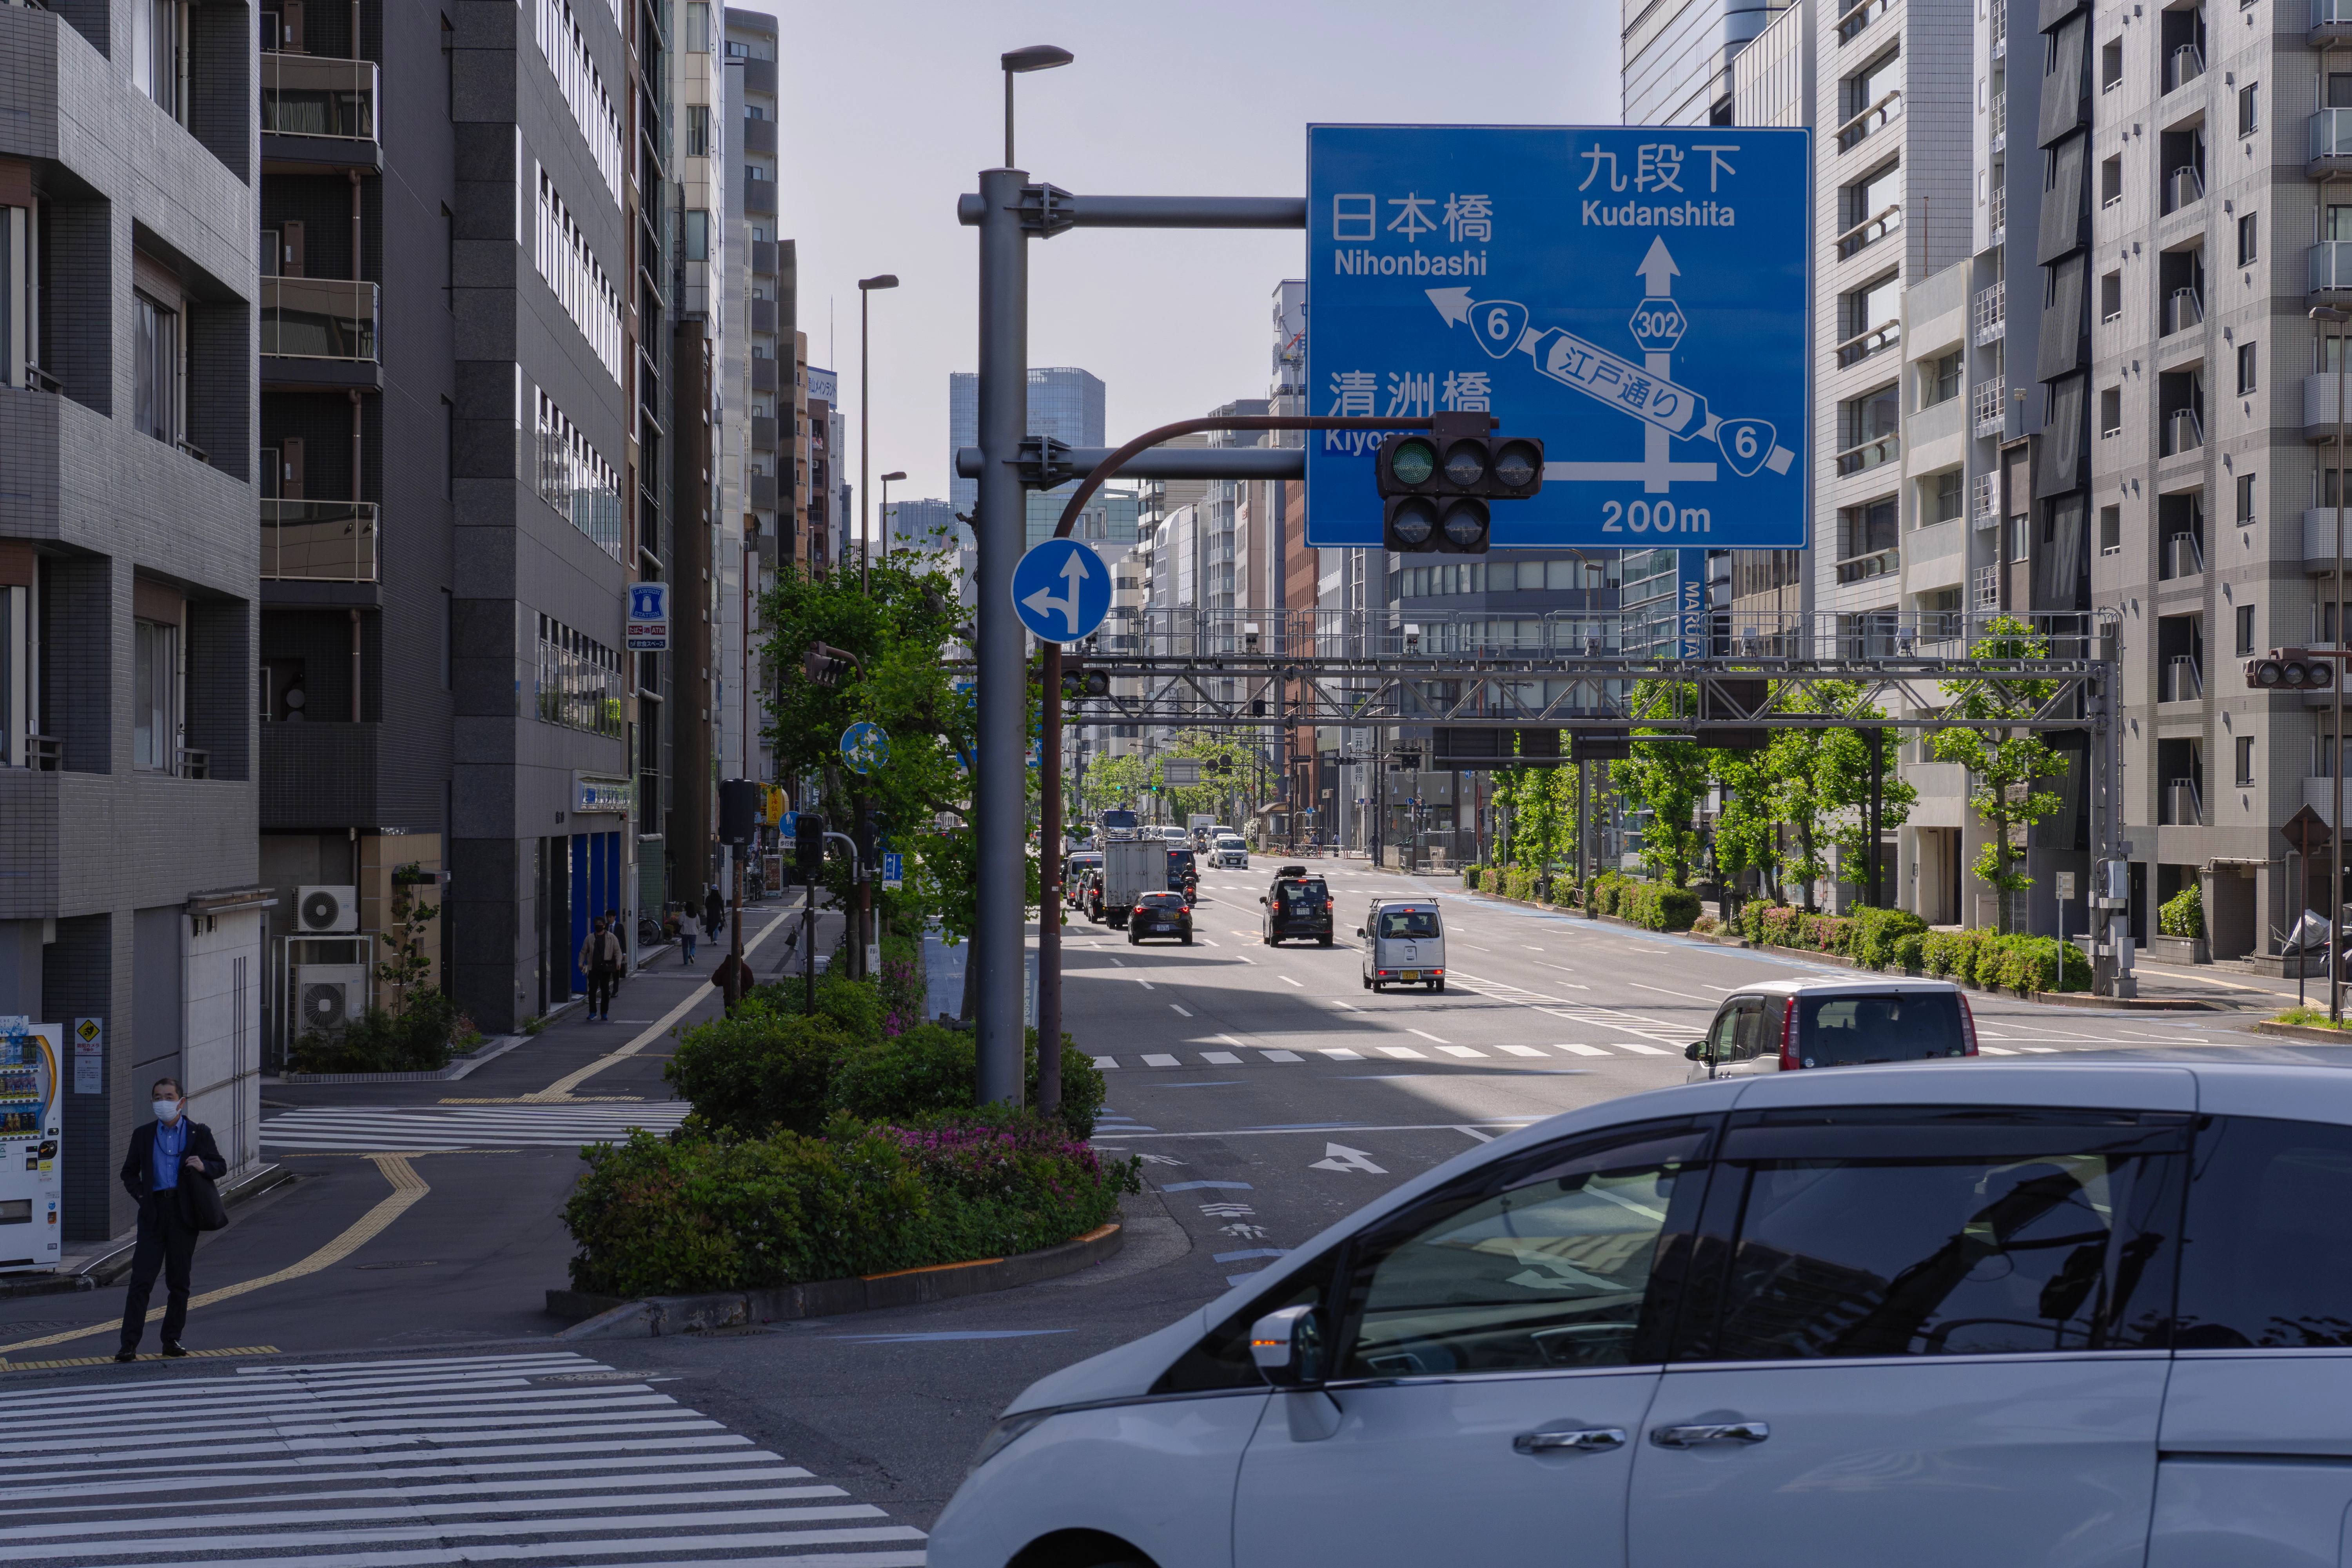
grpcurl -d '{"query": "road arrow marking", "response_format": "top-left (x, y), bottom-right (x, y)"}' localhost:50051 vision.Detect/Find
top-left (1310, 1142), bottom-right (1388, 1174)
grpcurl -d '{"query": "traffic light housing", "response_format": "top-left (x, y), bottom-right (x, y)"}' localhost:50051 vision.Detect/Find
top-left (1376, 411), bottom-right (1544, 555)
top-left (717, 779), bottom-right (762, 846)
top-left (1060, 663), bottom-right (1110, 700)
top-left (804, 641), bottom-right (855, 686)
top-left (2247, 649), bottom-right (2337, 690)
top-left (794, 813), bottom-right (826, 881)
top-left (856, 808), bottom-right (888, 865)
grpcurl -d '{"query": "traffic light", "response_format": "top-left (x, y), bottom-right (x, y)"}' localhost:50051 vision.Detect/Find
top-left (794, 813), bottom-right (826, 881)
top-left (804, 641), bottom-right (855, 686)
top-left (1376, 411), bottom-right (1544, 555)
top-left (717, 779), bottom-right (762, 846)
top-left (856, 808), bottom-right (888, 865)
top-left (2247, 649), bottom-right (2337, 690)
top-left (1060, 663), bottom-right (1110, 700)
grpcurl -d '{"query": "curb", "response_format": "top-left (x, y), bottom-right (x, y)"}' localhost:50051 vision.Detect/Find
top-left (270, 1031), bottom-right (533, 1086)
top-left (2032, 991), bottom-right (2218, 1012)
top-left (548, 1221), bottom-right (1127, 1338)
top-left (0, 1162), bottom-right (300, 1299)
top-left (2256, 1020), bottom-right (2352, 1042)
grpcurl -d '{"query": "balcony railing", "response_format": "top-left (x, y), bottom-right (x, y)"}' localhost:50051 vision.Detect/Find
top-left (1973, 377), bottom-right (2008, 437)
top-left (1835, 320), bottom-right (1900, 367)
top-left (260, 277), bottom-right (378, 361)
top-left (1837, 0), bottom-right (1891, 43)
top-left (1834, 431), bottom-right (1900, 475)
top-left (1836, 201), bottom-right (1902, 260)
top-left (2316, 109), bottom-right (2352, 174)
top-left (1972, 471), bottom-right (1998, 529)
top-left (260, 53), bottom-right (378, 142)
top-left (2166, 531), bottom-right (2206, 579)
top-left (2314, 241), bottom-right (2352, 296)
top-left (2165, 44), bottom-right (2205, 94)
top-left (1974, 563), bottom-right (2000, 610)
top-left (2316, 0), bottom-right (2352, 40)
top-left (1988, 185), bottom-right (2006, 243)
top-left (1835, 545), bottom-right (1900, 584)
top-left (2163, 286), bottom-right (2204, 336)
top-left (2163, 776), bottom-right (2204, 826)
top-left (2164, 164), bottom-right (2206, 214)
top-left (2163, 408), bottom-right (2206, 456)
top-left (1838, 89), bottom-right (1903, 152)
top-left (2161, 653), bottom-right (2205, 703)
top-left (1973, 280), bottom-right (2005, 345)
top-left (262, 500), bottom-right (379, 582)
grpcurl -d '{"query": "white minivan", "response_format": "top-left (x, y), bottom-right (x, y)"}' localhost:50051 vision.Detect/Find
top-left (1357, 899), bottom-right (1444, 992)
top-left (1684, 977), bottom-right (1977, 1079)
top-left (931, 1058), bottom-right (2352, 1568)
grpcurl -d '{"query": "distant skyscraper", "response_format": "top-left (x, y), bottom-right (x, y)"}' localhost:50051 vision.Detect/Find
top-left (1622, 0), bottom-right (1795, 126)
top-left (948, 367), bottom-right (1107, 545)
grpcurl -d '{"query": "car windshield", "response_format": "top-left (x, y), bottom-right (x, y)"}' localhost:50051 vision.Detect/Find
top-left (1278, 880), bottom-right (1327, 906)
top-left (1795, 992), bottom-right (1966, 1065)
top-left (1216, 838), bottom-right (1244, 849)
top-left (1378, 910), bottom-right (1440, 939)
top-left (1140, 894), bottom-right (1185, 909)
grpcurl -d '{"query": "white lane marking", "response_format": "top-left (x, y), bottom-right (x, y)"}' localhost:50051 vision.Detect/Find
top-left (1377, 1045), bottom-right (1426, 1059)
top-left (1522, 946), bottom-right (1546, 951)
top-left (1109, 956), bottom-right (1125, 966)
top-left (1610, 1041), bottom-right (1672, 1056)
top-left (1234, 955), bottom-right (1257, 965)
top-left (1456, 1125), bottom-right (1497, 1143)
top-left (1498, 1044), bottom-right (1548, 1057)
top-left (1319, 1047), bottom-right (1365, 1060)
top-left (1626, 982), bottom-right (1713, 1000)
top-left (1553, 1044), bottom-right (1611, 1057)
top-left (1170, 1004), bottom-right (1192, 1016)
top-left (1200, 1051), bottom-right (1241, 1065)
top-left (1406, 1028), bottom-right (1449, 1044)
top-left (1092, 1055), bottom-right (1118, 1068)
top-left (2021, 1046), bottom-right (2060, 1054)
top-left (1329, 999), bottom-right (1359, 1011)
top-left (1279, 975), bottom-right (1303, 988)
top-left (1977, 1045), bottom-right (2018, 1056)
top-left (1142, 1054), bottom-right (1180, 1067)
top-left (1218, 1034), bottom-right (1249, 1048)
top-left (1436, 1045), bottom-right (1486, 1058)
top-left (1260, 1050), bottom-right (1303, 1062)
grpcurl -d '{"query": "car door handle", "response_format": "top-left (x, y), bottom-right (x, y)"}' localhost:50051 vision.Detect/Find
top-left (1649, 1421), bottom-right (1769, 1448)
top-left (1513, 1427), bottom-right (1627, 1454)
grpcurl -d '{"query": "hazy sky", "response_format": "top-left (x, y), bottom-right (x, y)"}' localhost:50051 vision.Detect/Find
top-left (747, 0), bottom-right (1621, 529)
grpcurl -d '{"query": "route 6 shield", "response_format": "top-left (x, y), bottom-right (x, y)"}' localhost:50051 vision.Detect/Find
top-left (1470, 299), bottom-right (1528, 361)
top-left (1718, 418), bottom-right (1777, 479)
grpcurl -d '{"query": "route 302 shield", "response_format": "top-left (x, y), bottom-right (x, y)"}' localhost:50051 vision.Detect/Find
top-left (1306, 124), bottom-right (1809, 552)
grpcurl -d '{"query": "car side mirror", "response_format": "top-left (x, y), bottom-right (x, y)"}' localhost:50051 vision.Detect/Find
top-left (1355, 927), bottom-right (1367, 938)
top-left (1684, 1040), bottom-right (1708, 1062)
top-left (1259, 896), bottom-right (1267, 905)
top-left (1249, 1304), bottom-right (1326, 1388)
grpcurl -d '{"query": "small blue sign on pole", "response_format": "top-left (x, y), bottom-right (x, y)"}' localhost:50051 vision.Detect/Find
top-left (1010, 537), bottom-right (1111, 644)
top-left (882, 851), bottom-right (904, 890)
top-left (841, 721), bottom-right (889, 775)
top-left (1305, 124), bottom-right (1810, 552)
top-left (625, 582), bottom-right (670, 651)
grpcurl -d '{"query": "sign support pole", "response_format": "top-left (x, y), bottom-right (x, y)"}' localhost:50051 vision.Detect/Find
top-left (1037, 648), bottom-right (1062, 1110)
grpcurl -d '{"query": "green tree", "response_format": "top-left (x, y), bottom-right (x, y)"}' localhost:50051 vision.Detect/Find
top-left (374, 868), bottom-right (440, 1020)
top-left (1929, 616), bottom-right (2070, 933)
top-left (1707, 747), bottom-right (1779, 909)
top-left (1608, 682), bottom-right (1711, 887)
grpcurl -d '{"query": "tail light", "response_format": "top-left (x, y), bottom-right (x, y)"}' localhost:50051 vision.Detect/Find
top-left (1958, 992), bottom-right (1979, 1056)
top-left (1325, 899), bottom-right (1334, 911)
top-left (1779, 997), bottom-right (1802, 1071)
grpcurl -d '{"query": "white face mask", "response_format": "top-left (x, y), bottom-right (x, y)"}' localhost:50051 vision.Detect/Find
top-left (153, 1100), bottom-right (181, 1123)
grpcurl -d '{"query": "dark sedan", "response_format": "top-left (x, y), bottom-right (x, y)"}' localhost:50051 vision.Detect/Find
top-left (1128, 891), bottom-right (1194, 945)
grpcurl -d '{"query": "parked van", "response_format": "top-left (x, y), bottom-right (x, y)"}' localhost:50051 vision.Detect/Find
top-left (1358, 898), bottom-right (1445, 992)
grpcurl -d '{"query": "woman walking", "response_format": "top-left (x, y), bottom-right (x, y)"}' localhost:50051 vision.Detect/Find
top-left (677, 904), bottom-right (701, 965)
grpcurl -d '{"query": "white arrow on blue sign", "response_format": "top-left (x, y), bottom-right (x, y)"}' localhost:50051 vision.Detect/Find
top-left (841, 721), bottom-right (889, 775)
top-left (1010, 537), bottom-right (1111, 644)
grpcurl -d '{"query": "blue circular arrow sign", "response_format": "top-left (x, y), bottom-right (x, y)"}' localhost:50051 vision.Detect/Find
top-left (1010, 537), bottom-right (1111, 644)
top-left (841, 721), bottom-right (889, 775)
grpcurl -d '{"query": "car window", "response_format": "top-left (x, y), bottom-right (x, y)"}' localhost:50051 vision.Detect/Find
top-left (1377, 910), bottom-right (1439, 939)
top-left (1732, 999), bottom-right (1771, 1060)
top-left (1795, 991), bottom-right (1965, 1065)
top-left (2176, 1114), bottom-right (2352, 1348)
top-left (1705, 1007), bottom-right (1742, 1061)
top-left (1689, 1109), bottom-right (2187, 1361)
top-left (1330, 1125), bottom-right (1714, 1379)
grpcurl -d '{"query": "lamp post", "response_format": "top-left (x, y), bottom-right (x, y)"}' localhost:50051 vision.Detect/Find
top-left (857, 274), bottom-right (898, 595)
top-left (1000, 44), bottom-right (1073, 167)
top-left (878, 470), bottom-right (906, 570)
top-left (2316, 305), bottom-right (2349, 1023)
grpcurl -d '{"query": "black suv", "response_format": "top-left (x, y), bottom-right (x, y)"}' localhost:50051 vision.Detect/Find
top-left (1130, 891), bottom-right (1194, 946)
top-left (1260, 866), bottom-right (1334, 946)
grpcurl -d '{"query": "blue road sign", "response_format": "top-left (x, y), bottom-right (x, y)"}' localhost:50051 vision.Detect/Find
top-left (882, 851), bottom-right (904, 890)
top-left (625, 581), bottom-right (669, 651)
top-left (1009, 537), bottom-right (1111, 644)
top-left (1306, 125), bottom-right (1809, 550)
top-left (841, 721), bottom-right (889, 775)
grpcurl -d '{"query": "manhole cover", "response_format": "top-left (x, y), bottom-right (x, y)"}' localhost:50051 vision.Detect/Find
top-left (353, 1260), bottom-right (441, 1270)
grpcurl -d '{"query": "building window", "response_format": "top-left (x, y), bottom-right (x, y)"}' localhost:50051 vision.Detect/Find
top-left (2239, 82), bottom-right (2259, 136)
top-left (2236, 603), bottom-right (2257, 655)
top-left (2100, 504), bottom-right (2122, 554)
top-left (2100, 386), bottom-right (2122, 436)
top-left (1838, 160), bottom-right (1902, 258)
top-left (2007, 514), bottom-right (2029, 562)
top-left (2100, 154), bottom-right (2122, 207)
top-left (684, 1), bottom-right (709, 51)
top-left (682, 209), bottom-right (708, 261)
top-left (1839, 496), bottom-right (1898, 559)
top-left (534, 612), bottom-right (622, 738)
top-left (1836, 383), bottom-right (1900, 474)
top-left (2238, 342), bottom-right (2258, 395)
top-left (2100, 38), bottom-right (2122, 91)
top-left (133, 618), bottom-right (178, 772)
top-left (1838, 271), bottom-right (1902, 365)
top-left (1932, 469), bottom-right (1964, 523)
top-left (133, 293), bottom-right (178, 446)
top-left (687, 106), bottom-right (709, 158)
top-left (1927, 350), bottom-right (1962, 406)
top-left (132, 0), bottom-right (186, 123)
top-left (2237, 471), bottom-right (2257, 524)
top-left (2100, 270), bottom-right (2122, 322)
top-left (2236, 735), bottom-right (2256, 787)
top-left (2238, 212), bottom-right (2258, 267)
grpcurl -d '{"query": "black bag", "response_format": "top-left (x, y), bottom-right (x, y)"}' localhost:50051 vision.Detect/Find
top-left (178, 1170), bottom-right (230, 1232)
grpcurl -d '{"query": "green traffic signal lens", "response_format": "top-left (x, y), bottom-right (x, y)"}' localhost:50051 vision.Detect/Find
top-left (1389, 439), bottom-right (1437, 487)
top-left (1443, 441), bottom-right (1487, 487)
top-left (1440, 497), bottom-right (1489, 550)
top-left (1493, 440), bottom-right (1541, 488)
top-left (1390, 497), bottom-right (1438, 548)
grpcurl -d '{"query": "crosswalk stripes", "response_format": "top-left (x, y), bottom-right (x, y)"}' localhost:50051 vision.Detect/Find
top-left (1, 1350), bottom-right (927, 1567)
top-left (260, 1104), bottom-right (692, 1152)
top-left (1090, 1040), bottom-right (1678, 1069)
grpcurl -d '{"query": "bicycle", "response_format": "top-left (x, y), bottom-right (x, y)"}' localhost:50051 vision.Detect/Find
top-left (637, 915), bottom-right (662, 947)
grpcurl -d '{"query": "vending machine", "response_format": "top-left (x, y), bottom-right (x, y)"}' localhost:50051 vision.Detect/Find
top-left (0, 1018), bottom-right (62, 1272)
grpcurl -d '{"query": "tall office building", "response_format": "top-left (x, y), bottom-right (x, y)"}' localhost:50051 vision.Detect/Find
top-left (808, 366), bottom-right (837, 571)
top-left (1624, 0), bottom-right (1799, 125)
top-left (947, 366), bottom-right (1105, 548)
top-left (0, 0), bottom-right (264, 1240)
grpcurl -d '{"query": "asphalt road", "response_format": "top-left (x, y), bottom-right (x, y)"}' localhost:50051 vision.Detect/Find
top-left (0, 863), bottom-right (2300, 1560)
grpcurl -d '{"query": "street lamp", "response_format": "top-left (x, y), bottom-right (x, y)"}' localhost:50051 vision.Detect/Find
top-left (857, 274), bottom-right (898, 594)
top-left (1000, 45), bottom-right (1073, 167)
top-left (878, 470), bottom-right (906, 569)
top-left (2316, 304), bottom-right (2348, 1022)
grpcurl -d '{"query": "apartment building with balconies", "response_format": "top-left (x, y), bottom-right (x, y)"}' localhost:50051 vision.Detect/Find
top-left (0, 0), bottom-right (265, 1241)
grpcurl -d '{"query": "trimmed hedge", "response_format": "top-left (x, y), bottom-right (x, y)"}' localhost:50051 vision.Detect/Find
top-left (563, 1114), bottom-right (1141, 1298)
top-left (1920, 928), bottom-right (2092, 993)
top-left (2159, 883), bottom-right (2204, 940)
top-left (1463, 865), bottom-right (1485, 891)
top-left (1619, 881), bottom-right (1701, 932)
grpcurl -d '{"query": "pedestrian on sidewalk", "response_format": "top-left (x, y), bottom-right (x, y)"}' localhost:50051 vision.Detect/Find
top-left (579, 917), bottom-right (623, 1021)
top-left (704, 884), bottom-right (726, 942)
top-left (115, 1078), bottom-right (226, 1362)
top-left (677, 905), bottom-right (700, 965)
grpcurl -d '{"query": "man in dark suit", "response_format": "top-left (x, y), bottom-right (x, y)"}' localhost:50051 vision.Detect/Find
top-left (116, 1076), bottom-right (227, 1361)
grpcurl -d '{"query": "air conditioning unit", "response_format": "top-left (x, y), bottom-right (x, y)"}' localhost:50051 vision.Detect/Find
top-left (296, 885), bottom-right (359, 933)
top-left (293, 965), bottom-right (368, 1034)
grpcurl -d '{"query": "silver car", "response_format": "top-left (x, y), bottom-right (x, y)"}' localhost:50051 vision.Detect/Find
top-left (1684, 977), bottom-right (1977, 1078)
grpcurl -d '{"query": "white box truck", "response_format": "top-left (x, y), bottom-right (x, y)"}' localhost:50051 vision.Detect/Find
top-left (1098, 838), bottom-right (1163, 930)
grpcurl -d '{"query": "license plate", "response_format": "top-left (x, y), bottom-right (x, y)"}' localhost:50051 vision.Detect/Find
top-left (1154, 923), bottom-right (1174, 931)
top-left (1401, 970), bottom-right (1421, 981)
